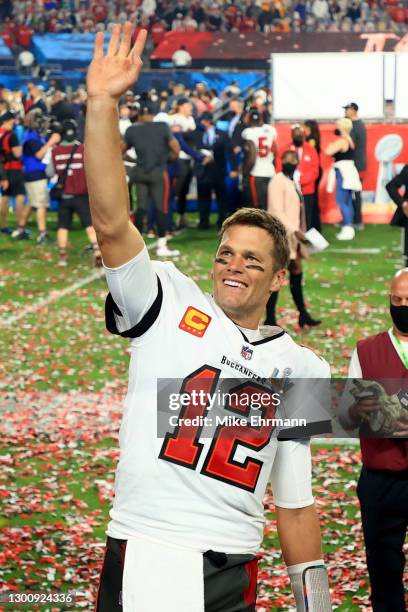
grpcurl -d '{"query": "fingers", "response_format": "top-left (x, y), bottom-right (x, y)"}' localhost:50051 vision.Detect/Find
top-left (107, 23), bottom-right (121, 57)
top-left (94, 31), bottom-right (104, 60)
top-left (132, 27), bottom-right (148, 62)
top-left (118, 21), bottom-right (132, 57)
top-left (392, 428), bottom-right (408, 437)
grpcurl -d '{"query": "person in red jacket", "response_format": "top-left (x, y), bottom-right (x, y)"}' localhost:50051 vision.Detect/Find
top-left (340, 268), bottom-right (408, 612)
top-left (51, 119), bottom-right (101, 267)
top-left (288, 124), bottom-right (320, 231)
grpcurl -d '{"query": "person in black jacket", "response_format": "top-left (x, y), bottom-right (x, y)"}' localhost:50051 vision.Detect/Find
top-left (125, 100), bottom-right (180, 257)
top-left (344, 102), bottom-right (367, 229)
top-left (386, 165), bottom-right (408, 265)
top-left (194, 111), bottom-right (229, 229)
top-left (51, 90), bottom-right (77, 123)
top-left (225, 98), bottom-right (246, 213)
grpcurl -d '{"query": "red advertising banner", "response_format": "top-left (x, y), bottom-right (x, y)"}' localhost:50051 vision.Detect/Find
top-left (275, 123), bottom-right (408, 223)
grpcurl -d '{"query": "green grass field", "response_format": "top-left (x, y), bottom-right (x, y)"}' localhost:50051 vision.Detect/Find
top-left (0, 214), bottom-right (406, 610)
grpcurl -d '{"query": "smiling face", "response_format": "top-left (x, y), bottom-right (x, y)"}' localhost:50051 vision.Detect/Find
top-left (212, 224), bottom-right (286, 329)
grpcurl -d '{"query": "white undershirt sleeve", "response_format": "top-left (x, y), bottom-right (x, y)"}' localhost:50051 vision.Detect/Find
top-left (348, 348), bottom-right (362, 378)
top-left (270, 439), bottom-right (314, 508)
top-left (103, 246), bottom-right (158, 333)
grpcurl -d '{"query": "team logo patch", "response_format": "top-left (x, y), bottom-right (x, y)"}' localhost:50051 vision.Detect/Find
top-left (179, 306), bottom-right (211, 337)
top-left (241, 345), bottom-right (253, 361)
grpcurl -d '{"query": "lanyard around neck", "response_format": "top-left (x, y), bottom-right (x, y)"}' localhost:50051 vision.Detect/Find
top-left (393, 332), bottom-right (408, 369)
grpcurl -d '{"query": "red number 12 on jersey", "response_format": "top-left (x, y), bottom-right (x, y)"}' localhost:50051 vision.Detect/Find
top-left (159, 365), bottom-right (277, 492)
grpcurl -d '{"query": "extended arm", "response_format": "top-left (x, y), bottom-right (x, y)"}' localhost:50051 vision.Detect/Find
top-left (84, 23), bottom-right (147, 267)
top-left (324, 138), bottom-right (343, 157)
top-left (35, 133), bottom-right (61, 160)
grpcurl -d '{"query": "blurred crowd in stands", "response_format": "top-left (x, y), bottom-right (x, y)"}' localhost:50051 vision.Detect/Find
top-left (1, 0), bottom-right (407, 54)
top-left (0, 74), bottom-right (365, 259)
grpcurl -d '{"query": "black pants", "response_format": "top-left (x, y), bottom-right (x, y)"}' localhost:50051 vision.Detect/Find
top-left (96, 537), bottom-right (257, 612)
top-left (352, 190), bottom-right (362, 225)
top-left (130, 166), bottom-right (169, 238)
top-left (357, 466), bottom-right (408, 612)
top-left (175, 159), bottom-right (192, 216)
top-left (197, 174), bottom-right (227, 229)
top-left (403, 227), bottom-right (408, 267)
top-left (304, 193), bottom-right (321, 232)
top-left (58, 195), bottom-right (92, 229)
top-left (243, 176), bottom-right (270, 210)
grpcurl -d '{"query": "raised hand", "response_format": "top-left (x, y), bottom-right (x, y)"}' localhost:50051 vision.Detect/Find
top-left (87, 22), bottom-right (147, 101)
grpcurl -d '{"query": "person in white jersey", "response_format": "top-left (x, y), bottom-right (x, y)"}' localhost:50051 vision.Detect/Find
top-left (85, 23), bottom-right (332, 612)
top-left (241, 108), bottom-right (277, 210)
top-left (168, 97), bottom-right (196, 229)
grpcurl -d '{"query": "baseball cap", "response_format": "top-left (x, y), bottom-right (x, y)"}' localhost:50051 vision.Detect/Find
top-left (0, 110), bottom-right (15, 124)
top-left (343, 102), bottom-right (359, 111)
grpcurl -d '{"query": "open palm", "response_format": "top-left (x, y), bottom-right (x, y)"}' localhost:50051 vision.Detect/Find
top-left (87, 23), bottom-right (147, 100)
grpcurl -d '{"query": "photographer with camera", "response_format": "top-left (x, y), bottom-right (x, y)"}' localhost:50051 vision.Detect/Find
top-left (22, 109), bottom-right (61, 243)
top-left (50, 119), bottom-right (101, 267)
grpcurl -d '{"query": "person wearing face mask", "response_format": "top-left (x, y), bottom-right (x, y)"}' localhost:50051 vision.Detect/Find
top-left (265, 149), bottom-right (321, 328)
top-left (288, 124), bottom-right (320, 231)
top-left (339, 268), bottom-right (408, 612)
top-left (324, 117), bottom-right (361, 240)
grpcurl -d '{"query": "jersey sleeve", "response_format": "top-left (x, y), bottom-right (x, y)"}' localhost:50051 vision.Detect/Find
top-left (348, 347), bottom-right (362, 378)
top-left (9, 132), bottom-right (20, 148)
top-left (269, 439), bottom-right (314, 508)
top-left (104, 246), bottom-right (161, 338)
top-left (270, 125), bottom-right (277, 141)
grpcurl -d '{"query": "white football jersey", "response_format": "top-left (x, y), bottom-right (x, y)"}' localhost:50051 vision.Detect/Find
top-left (242, 124), bottom-right (277, 178)
top-left (105, 250), bottom-right (329, 554)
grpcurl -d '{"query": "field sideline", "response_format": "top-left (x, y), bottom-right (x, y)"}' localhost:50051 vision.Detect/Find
top-left (0, 214), bottom-right (407, 610)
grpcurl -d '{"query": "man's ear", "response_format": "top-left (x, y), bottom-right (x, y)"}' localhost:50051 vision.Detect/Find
top-left (270, 268), bottom-right (286, 293)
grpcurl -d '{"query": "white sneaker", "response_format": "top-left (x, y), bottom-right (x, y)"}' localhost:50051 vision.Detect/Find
top-left (336, 225), bottom-right (355, 240)
top-left (156, 245), bottom-right (180, 257)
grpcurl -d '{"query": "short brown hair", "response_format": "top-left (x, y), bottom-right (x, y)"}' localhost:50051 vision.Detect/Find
top-left (218, 208), bottom-right (290, 271)
top-left (282, 149), bottom-right (299, 164)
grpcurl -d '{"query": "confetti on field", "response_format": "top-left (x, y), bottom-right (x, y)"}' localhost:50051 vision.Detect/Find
top-left (0, 391), bottom-right (382, 611)
top-left (0, 222), bottom-right (406, 610)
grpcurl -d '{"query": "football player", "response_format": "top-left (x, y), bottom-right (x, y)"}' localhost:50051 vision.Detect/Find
top-left (85, 23), bottom-right (332, 612)
top-left (241, 108), bottom-right (278, 210)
